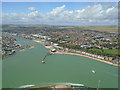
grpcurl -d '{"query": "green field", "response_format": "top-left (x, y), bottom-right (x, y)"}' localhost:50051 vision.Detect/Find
top-left (78, 25), bottom-right (118, 32)
top-left (58, 25), bottom-right (118, 32)
top-left (89, 48), bottom-right (118, 56)
top-left (63, 38), bottom-right (76, 41)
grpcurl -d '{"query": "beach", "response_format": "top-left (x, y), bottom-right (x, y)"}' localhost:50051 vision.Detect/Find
top-left (19, 46), bottom-right (35, 52)
top-left (54, 52), bottom-right (118, 66)
top-left (32, 40), bottom-right (42, 43)
top-left (32, 40), bottom-right (53, 49)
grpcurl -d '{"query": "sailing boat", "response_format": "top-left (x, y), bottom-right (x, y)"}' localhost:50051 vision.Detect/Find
top-left (41, 60), bottom-right (45, 64)
top-left (92, 70), bottom-right (95, 73)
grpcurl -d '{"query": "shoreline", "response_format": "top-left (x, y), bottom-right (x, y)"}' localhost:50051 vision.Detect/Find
top-left (2, 46), bottom-right (35, 59)
top-left (32, 40), bottom-right (42, 43)
top-left (31, 39), bottom-right (118, 66)
top-left (19, 46), bottom-right (35, 52)
top-left (32, 40), bottom-right (52, 49)
top-left (54, 52), bottom-right (118, 66)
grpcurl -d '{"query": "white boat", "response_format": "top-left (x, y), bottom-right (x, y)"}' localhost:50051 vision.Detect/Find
top-left (41, 60), bottom-right (45, 63)
top-left (92, 70), bottom-right (95, 73)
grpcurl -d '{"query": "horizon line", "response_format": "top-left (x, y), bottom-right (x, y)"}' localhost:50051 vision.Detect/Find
top-left (2, 24), bottom-right (118, 26)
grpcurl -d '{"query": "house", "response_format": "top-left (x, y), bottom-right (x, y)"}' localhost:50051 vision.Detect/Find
top-left (80, 45), bottom-right (91, 49)
top-left (51, 49), bottom-right (56, 52)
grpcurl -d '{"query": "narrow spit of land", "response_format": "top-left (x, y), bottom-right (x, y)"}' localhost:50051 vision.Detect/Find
top-left (32, 40), bottom-right (53, 49)
top-left (32, 40), bottom-right (118, 67)
top-left (19, 46), bottom-right (35, 52)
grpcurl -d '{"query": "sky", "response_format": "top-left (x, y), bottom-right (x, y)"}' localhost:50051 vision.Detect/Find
top-left (2, 2), bottom-right (118, 25)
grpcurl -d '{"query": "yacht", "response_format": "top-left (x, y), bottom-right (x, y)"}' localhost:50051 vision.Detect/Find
top-left (41, 60), bottom-right (45, 64)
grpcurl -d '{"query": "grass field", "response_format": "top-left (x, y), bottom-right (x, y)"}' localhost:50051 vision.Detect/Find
top-left (89, 48), bottom-right (118, 56)
top-left (58, 26), bottom-right (75, 29)
top-left (57, 25), bottom-right (118, 32)
top-left (78, 25), bottom-right (118, 32)
top-left (103, 49), bottom-right (118, 55)
top-left (63, 38), bottom-right (76, 41)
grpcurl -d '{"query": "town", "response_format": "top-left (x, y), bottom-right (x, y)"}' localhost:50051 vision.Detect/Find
top-left (1, 33), bottom-right (31, 58)
top-left (2, 25), bottom-right (119, 65)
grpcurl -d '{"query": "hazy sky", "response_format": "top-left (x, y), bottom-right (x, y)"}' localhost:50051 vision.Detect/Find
top-left (2, 2), bottom-right (118, 25)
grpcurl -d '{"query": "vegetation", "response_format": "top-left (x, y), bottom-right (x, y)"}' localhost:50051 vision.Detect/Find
top-left (78, 25), bottom-right (118, 32)
top-left (59, 42), bottom-right (119, 57)
top-left (63, 38), bottom-right (76, 41)
top-left (88, 48), bottom-right (119, 56)
top-left (3, 25), bottom-right (118, 32)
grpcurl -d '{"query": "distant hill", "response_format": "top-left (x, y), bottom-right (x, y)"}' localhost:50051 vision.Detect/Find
top-left (78, 25), bottom-right (118, 32)
top-left (2, 24), bottom-right (118, 32)
top-left (55, 25), bottom-right (118, 32)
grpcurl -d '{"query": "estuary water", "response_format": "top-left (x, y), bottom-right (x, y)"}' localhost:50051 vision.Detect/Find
top-left (2, 36), bottom-right (118, 88)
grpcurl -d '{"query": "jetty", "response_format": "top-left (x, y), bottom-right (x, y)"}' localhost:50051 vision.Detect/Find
top-left (41, 51), bottom-right (52, 64)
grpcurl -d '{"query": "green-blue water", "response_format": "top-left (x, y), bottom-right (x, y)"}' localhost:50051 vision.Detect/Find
top-left (2, 36), bottom-right (118, 88)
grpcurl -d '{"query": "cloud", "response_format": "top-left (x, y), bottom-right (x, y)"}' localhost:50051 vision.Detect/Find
top-left (2, 4), bottom-right (118, 25)
top-left (48, 5), bottom-right (65, 15)
top-left (28, 7), bottom-right (36, 11)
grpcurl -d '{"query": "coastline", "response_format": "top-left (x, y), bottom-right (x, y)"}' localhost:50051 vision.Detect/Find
top-left (32, 40), bottom-right (53, 49)
top-left (32, 40), bottom-right (42, 43)
top-left (2, 46), bottom-right (35, 59)
top-left (54, 52), bottom-right (118, 66)
top-left (31, 39), bottom-right (118, 66)
top-left (19, 46), bottom-right (35, 52)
